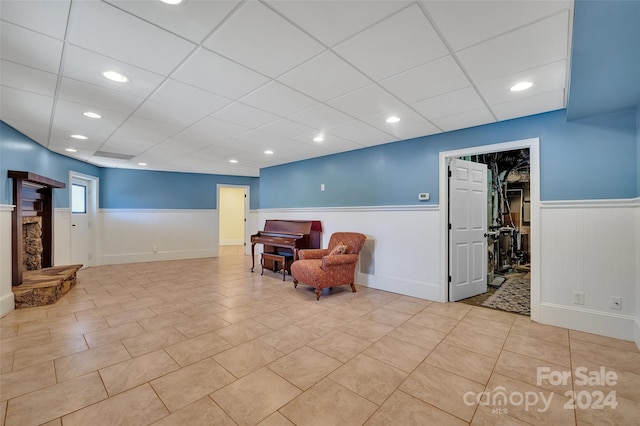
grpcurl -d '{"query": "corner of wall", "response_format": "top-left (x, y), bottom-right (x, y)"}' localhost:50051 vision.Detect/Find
top-left (0, 205), bottom-right (15, 317)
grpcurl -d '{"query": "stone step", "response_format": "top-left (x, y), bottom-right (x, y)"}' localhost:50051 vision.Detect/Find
top-left (12, 265), bottom-right (83, 308)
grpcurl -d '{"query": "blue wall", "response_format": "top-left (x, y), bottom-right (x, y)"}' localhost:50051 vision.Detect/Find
top-left (260, 109), bottom-right (638, 208)
top-left (100, 168), bottom-right (259, 210)
top-left (1, 121), bottom-right (259, 210)
top-left (0, 122), bottom-right (99, 208)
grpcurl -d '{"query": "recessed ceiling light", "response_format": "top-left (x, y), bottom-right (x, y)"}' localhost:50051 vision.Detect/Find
top-left (264, 150), bottom-right (274, 155)
top-left (65, 148), bottom-right (77, 153)
top-left (70, 134), bottom-right (88, 140)
top-left (386, 116), bottom-right (400, 123)
top-left (229, 159), bottom-right (238, 163)
top-left (510, 81), bottom-right (533, 92)
top-left (83, 111), bottom-right (102, 119)
top-left (313, 135), bottom-right (324, 142)
top-left (103, 71), bottom-right (129, 83)
top-left (138, 162), bottom-right (147, 166)
top-left (160, 0), bottom-right (183, 4)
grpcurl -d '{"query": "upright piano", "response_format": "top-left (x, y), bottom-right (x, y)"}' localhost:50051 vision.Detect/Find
top-left (250, 220), bottom-right (322, 272)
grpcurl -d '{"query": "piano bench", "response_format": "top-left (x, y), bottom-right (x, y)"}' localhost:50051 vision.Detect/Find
top-left (261, 252), bottom-right (294, 281)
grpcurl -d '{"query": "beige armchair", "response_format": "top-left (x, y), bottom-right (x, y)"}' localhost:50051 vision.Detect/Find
top-left (291, 232), bottom-right (367, 300)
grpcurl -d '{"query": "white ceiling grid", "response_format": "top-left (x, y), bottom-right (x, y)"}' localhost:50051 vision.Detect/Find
top-left (0, 0), bottom-right (573, 177)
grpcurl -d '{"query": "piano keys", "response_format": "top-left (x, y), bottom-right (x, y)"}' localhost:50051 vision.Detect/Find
top-left (250, 220), bottom-right (322, 273)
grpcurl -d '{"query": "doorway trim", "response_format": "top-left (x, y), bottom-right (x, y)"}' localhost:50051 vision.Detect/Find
top-left (217, 184), bottom-right (250, 255)
top-left (439, 138), bottom-right (540, 321)
top-left (68, 171), bottom-right (99, 268)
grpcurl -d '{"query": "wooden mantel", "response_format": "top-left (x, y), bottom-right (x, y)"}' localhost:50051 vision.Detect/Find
top-left (9, 170), bottom-right (66, 286)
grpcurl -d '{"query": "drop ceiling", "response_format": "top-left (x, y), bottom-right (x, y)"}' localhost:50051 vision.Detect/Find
top-left (1, 0), bottom-right (573, 177)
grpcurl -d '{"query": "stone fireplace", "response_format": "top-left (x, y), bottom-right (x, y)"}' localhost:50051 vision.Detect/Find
top-left (9, 170), bottom-right (82, 308)
top-left (23, 216), bottom-right (43, 271)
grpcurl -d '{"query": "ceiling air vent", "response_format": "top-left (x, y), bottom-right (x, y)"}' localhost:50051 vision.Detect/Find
top-left (92, 151), bottom-right (136, 160)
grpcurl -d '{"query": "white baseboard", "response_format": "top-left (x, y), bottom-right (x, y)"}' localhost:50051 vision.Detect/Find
top-left (98, 248), bottom-right (217, 265)
top-left (539, 302), bottom-right (636, 342)
top-left (358, 273), bottom-right (442, 302)
top-left (220, 239), bottom-right (244, 246)
top-left (0, 291), bottom-right (15, 318)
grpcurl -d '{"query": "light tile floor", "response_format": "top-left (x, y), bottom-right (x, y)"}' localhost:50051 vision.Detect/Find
top-left (1, 254), bottom-right (639, 425)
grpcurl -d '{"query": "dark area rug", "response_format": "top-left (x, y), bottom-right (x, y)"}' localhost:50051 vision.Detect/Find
top-left (481, 277), bottom-right (530, 315)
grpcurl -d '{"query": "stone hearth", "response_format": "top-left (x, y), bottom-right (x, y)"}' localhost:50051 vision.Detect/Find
top-left (12, 264), bottom-right (83, 308)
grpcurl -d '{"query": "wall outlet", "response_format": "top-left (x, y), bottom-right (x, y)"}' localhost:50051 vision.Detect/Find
top-left (573, 291), bottom-right (585, 305)
top-left (153, 245), bottom-right (157, 253)
top-left (320, 183), bottom-right (325, 191)
top-left (610, 296), bottom-right (622, 310)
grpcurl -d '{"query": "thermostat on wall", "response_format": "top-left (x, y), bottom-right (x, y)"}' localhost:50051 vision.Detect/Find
top-left (418, 193), bottom-right (430, 201)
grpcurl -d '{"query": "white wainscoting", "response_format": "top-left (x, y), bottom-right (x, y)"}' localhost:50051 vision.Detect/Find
top-left (54, 208), bottom-right (72, 266)
top-left (636, 201), bottom-right (640, 348)
top-left (99, 209), bottom-right (218, 265)
top-left (0, 205), bottom-right (15, 317)
top-left (259, 206), bottom-right (442, 301)
top-left (540, 199), bottom-right (639, 341)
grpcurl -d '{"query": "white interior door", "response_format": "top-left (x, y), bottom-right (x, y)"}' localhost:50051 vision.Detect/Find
top-left (71, 178), bottom-right (91, 267)
top-left (449, 158), bottom-right (488, 301)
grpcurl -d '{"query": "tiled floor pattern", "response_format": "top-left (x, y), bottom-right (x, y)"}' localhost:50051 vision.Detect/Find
top-left (1, 255), bottom-right (639, 425)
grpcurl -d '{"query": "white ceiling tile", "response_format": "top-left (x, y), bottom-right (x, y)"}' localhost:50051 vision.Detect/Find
top-left (58, 78), bottom-right (144, 116)
top-left (134, 100), bottom-right (207, 128)
top-left (278, 51), bottom-right (372, 101)
top-left (104, 0), bottom-right (240, 43)
top-left (0, 60), bottom-right (57, 97)
top-left (258, 119), bottom-right (315, 140)
top-left (52, 99), bottom-right (129, 132)
top-left (172, 49), bottom-right (270, 100)
top-left (333, 4), bottom-right (448, 80)
top-left (204, 1), bottom-right (325, 78)
top-left (0, 0), bottom-right (70, 40)
top-left (360, 107), bottom-right (439, 140)
top-left (50, 99), bottom-right (127, 141)
top-left (328, 85), bottom-right (406, 119)
top-left (294, 132), bottom-right (364, 153)
top-left (0, 22), bottom-right (63, 74)
top-left (48, 146), bottom-right (94, 161)
top-left (288, 104), bottom-right (352, 130)
top-left (431, 107), bottom-right (495, 132)
top-left (478, 60), bottom-right (567, 106)
top-left (239, 82), bottom-right (317, 117)
top-left (100, 136), bottom-right (157, 156)
top-left (150, 80), bottom-right (231, 113)
top-left (457, 11), bottom-right (570, 83)
top-left (0, 86), bottom-right (53, 126)
top-left (233, 130), bottom-right (284, 148)
top-left (62, 45), bottom-right (166, 99)
top-left (267, 0), bottom-right (410, 47)
top-left (411, 87), bottom-right (485, 120)
top-left (185, 116), bottom-right (252, 144)
top-left (67, 1), bottom-right (196, 75)
top-left (48, 132), bottom-right (103, 152)
top-left (491, 89), bottom-right (565, 121)
top-left (326, 120), bottom-right (397, 146)
top-left (213, 102), bottom-right (280, 129)
top-left (423, 0), bottom-right (573, 51)
top-left (111, 116), bottom-right (182, 145)
top-left (380, 56), bottom-right (471, 104)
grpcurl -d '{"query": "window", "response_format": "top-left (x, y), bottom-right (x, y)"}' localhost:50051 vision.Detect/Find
top-left (71, 184), bottom-right (86, 213)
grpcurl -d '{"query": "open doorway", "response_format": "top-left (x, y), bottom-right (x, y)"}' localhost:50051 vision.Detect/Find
top-left (439, 138), bottom-right (540, 321)
top-left (455, 149), bottom-right (531, 315)
top-left (217, 185), bottom-right (249, 256)
top-left (69, 171), bottom-right (98, 268)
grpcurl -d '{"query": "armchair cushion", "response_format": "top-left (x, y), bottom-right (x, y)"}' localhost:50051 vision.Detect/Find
top-left (329, 242), bottom-right (348, 256)
top-left (298, 249), bottom-right (329, 260)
